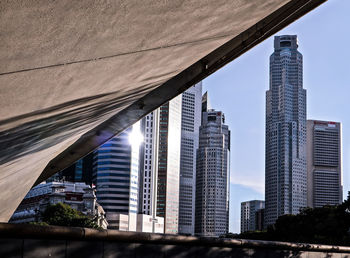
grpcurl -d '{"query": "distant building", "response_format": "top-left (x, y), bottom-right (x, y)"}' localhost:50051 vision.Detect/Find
top-left (195, 99), bottom-right (230, 237)
top-left (265, 35), bottom-right (307, 226)
top-left (92, 123), bottom-right (140, 231)
top-left (241, 200), bottom-right (265, 233)
top-left (136, 214), bottom-right (164, 233)
top-left (179, 83), bottom-right (202, 235)
top-left (50, 153), bottom-right (94, 185)
top-left (307, 120), bottom-right (342, 208)
top-left (10, 181), bottom-right (108, 229)
top-left (255, 208), bottom-right (265, 231)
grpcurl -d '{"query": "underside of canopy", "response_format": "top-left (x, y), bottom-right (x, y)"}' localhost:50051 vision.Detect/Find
top-left (0, 0), bottom-right (326, 221)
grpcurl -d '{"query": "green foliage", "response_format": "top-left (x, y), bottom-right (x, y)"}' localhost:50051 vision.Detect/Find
top-left (238, 230), bottom-right (269, 241)
top-left (28, 221), bottom-right (49, 226)
top-left (41, 202), bottom-right (99, 229)
top-left (269, 205), bottom-right (350, 244)
top-left (220, 232), bottom-right (239, 238)
top-left (231, 192), bottom-right (350, 245)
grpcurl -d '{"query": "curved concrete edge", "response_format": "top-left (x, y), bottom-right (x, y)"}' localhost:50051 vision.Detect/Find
top-left (0, 223), bottom-right (349, 253)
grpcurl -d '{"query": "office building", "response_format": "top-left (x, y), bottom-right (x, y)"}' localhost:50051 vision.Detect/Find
top-left (139, 84), bottom-right (200, 235)
top-left (138, 110), bottom-right (164, 233)
top-left (138, 96), bottom-right (182, 234)
top-left (195, 103), bottom-right (230, 237)
top-left (139, 111), bottom-right (158, 216)
top-left (241, 200), bottom-right (265, 233)
top-left (307, 120), bottom-right (342, 208)
top-left (136, 214), bottom-right (164, 233)
top-left (255, 208), bottom-right (265, 231)
top-left (50, 153), bottom-right (94, 185)
top-left (265, 35), bottom-right (307, 226)
top-left (156, 95), bottom-right (182, 234)
top-left (92, 123), bottom-right (140, 231)
top-left (178, 82), bottom-right (202, 235)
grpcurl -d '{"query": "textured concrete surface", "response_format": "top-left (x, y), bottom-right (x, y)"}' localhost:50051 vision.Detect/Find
top-left (0, 223), bottom-right (349, 258)
top-left (0, 0), bottom-right (326, 222)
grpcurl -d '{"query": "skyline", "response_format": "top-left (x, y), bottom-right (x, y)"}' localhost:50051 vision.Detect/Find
top-left (9, 0), bottom-right (347, 235)
top-left (203, 0), bottom-right (350, 233)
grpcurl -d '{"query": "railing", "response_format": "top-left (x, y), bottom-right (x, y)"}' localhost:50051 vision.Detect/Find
top-left (0, 223), bottom-right (349, 257)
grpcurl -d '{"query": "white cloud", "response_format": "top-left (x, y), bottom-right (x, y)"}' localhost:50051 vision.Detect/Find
top-left (230, 174), bottom-right (265, 194)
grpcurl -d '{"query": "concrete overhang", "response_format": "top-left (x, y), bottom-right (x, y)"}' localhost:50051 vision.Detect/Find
top-left (0, 0), bottom-right (326, 222)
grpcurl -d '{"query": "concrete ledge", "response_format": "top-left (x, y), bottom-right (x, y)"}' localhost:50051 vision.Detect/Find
top-left (1, 223), bottom-right (350, 253)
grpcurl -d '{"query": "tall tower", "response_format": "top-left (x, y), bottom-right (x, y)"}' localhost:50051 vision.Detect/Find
top-left (178, 82), bottom-right (202, 235)
top-left (156, 95), bottom-right (182, 234)
top-left (195, 101), bottom-right (230, 237)
top-left (265, 35), bottom-right (307, 226)
top-left (139, 111), bottom-right (159, 217)
top-left (307, 120), bottom-right (342, 208)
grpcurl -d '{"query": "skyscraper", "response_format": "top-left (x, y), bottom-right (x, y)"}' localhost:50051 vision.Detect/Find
top-left (265, 35), bottom-right (307, 226)
top-left (156, 95), bottom-right (182, 234)
top-left (195, 101), bottom-right (230, 237)
top-left (137, 110), bottom-right (165, 233)
top-left (92, 124), bottom-right (140, 230)
top-left (139, 111), bottom-right (159, 217)
top-left (307, 120), bottom-right (342, 208)
top-left (241, 200), bottom-right (265, 233)
top-left (178, 82), bottom-right (202, 235)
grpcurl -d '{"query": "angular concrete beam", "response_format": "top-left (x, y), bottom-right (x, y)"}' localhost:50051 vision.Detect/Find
top-left (0, 0), bottom-right (326, 222)
top-left (37, 0), bottom-right (327, 183)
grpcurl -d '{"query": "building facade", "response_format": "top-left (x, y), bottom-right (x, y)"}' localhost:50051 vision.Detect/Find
top-left (139, 111), bottom-right (159, 217)
top-left (10, 181), bottom-right (108, 229)
top-left (265, 35), bottom-right (307, 226)
top-left (156, 95), bottom-right (182, 234)
top-left (195, 106), bottom-right (230, 237)
top-left (92, 123), bottom-right (140, 231)
top-left (136, 214), bottom-right (164, 233)
top-left (138, 110), bottom-right (165, 233)
top-left (241, 200), bottom-right (265, 233)
top-left (255, 208), bottom-right (265, 231)
top-left (307, 120), bottom-right (342, 208)
top-left (178, 82), bottom-right (202, 235)
top-left (51, 153), bottom-right (94, 185)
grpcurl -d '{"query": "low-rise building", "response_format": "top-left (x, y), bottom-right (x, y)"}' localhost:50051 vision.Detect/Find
top-left (137, 214), bottom-right (164, 233)
top-left (10, 181), bottom-right (108, 229)
top-left (241, 200), bottom-right (265, 233)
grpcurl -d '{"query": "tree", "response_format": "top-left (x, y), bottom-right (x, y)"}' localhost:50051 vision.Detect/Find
top-left (40, 202), bottom-right (99, 229)
top-left (231, 192), bottom-right (350, 245)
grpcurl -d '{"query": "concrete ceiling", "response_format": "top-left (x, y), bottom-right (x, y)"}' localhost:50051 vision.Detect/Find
top-left (0, 0), bottom-right (326, 222)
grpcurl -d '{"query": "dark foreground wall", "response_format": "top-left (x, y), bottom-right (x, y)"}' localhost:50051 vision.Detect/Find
top-left (1, 223), bottom-right (350, 258)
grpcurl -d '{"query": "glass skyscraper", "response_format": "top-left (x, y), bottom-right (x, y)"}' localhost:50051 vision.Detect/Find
top-left (139, 84), bottom-right (200, 235)
top-left (265, 35), bottom-right (307, 226)
top-left (93, 124), bottom-right (140, 230)
top-left (156, 95), bottom-right (182, 234)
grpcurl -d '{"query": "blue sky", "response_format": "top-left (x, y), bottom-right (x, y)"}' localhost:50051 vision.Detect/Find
top-left (203, 0), bottom-right (350, 233)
